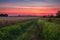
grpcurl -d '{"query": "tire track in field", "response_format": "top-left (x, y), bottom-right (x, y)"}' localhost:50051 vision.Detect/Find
top-left (28, 20), bottom-right (41, 40)
top-left (16, 20), bottom-right (36, 40)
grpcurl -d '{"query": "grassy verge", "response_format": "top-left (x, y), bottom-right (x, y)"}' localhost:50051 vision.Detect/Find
top-left (37, 19), bottom-right (60, 40)
top-left (0, 20), bottom-right (34, 40)
top-left (0, 18), bottom-right (60, 40)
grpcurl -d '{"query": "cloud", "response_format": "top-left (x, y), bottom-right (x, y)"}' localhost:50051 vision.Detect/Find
top-left (44, 0), bottom-right (60, 3)
top-left (0, 0), bottom-right (25, 3)
top-left (0, 0), bottom-right (60, 3)
top-left (0, 0), bottom-right (60, 9)
top-left (0, 1), bottom-right (60, 8)
top-left (28, 0), bottom-right (60, 3)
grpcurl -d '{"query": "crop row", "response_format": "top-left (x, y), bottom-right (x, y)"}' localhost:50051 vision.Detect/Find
top-left (37, 19), bottom-right (60, 40)
top-left (0, 20), bottom-right (35, 40)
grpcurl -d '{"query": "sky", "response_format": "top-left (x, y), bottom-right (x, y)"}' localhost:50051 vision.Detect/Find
top-left (0, 0), bottom-right (60, 16)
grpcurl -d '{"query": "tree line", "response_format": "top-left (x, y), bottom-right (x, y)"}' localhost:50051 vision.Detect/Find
top-left (43, 11), bottom-right (60, 18)
top-left (0, 11), bottom-right (60, 17)
top-left (0, 14), bottom-right (8, 17)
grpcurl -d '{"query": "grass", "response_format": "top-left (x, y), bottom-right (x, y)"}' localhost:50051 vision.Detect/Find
top-left (0, 20), bottom-right (35, 40)
top-left (38, 19), bottom-right (60, 40)
top-left (0, 18), bottom-right (60, 40)
top-left (0, 17), bottom-right (37, 27)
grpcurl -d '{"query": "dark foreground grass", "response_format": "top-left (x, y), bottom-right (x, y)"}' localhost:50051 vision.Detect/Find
top-left (0, 18), bottom-right (60, 40)
top-left (37, 19), bottom-right (60, 40)
top-left (0, 20), bottom-right (35, 40)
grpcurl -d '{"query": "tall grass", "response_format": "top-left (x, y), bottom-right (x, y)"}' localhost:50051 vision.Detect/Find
top-left (0, 20), bottom-right (34, 40)
top-left (38, 19), bottom-right (60, 40)
top-left (0, 18), bottom-right (60, 40)
top-left (0, 17), bottom-right (37, 27)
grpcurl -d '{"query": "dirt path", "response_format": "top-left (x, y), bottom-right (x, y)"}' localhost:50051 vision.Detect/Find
top-left (28, 20), bottom-right (42, 40)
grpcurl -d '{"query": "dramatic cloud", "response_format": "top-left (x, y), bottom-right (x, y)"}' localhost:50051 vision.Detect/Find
top-left (0, 0), bottom-right (60, 16)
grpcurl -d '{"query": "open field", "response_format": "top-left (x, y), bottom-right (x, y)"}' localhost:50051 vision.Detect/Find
top-left (0, 17), bottom-right (60, 40)
top-left (0, 17), bottom-right (39, 27)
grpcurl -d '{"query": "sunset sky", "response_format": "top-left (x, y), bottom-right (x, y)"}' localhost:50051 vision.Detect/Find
top-left (0, 0), bottom-right (60, 16)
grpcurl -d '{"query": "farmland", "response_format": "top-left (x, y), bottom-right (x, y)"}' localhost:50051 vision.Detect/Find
top-left (0, 17), bottom-right (60, 40)
top-left (0, 17), bottom-right (39, 27)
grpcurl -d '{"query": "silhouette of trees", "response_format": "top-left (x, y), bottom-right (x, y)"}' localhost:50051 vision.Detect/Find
top-left (47, 15), bottom-right (54, 18)
top-left (43, 16), bottom-right (46, 17)
top-left (56, 11), bottom-right (60, 18)
top-left (43, 15), bottom-right (54, 18)
top-left (0, 14), bottom-right (8, 17)
top-left (42, 11), bottom-right (60, 18)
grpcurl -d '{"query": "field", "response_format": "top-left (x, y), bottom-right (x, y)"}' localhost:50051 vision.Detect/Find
top-left (0, 17), bottom-right (60, 40)
top-left (0, 17), bottom-right (39, 27)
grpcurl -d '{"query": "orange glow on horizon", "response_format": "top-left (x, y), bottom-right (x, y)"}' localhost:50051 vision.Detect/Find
top-left (0, 7), bottom-right (60, 16)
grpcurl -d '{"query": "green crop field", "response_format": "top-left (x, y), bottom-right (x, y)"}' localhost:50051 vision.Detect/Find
top-left (0, 18), bottom-right (60, 40)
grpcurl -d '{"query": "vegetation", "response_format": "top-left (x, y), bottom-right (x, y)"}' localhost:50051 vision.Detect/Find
top-left (0, 18), bottom-right (60, 40)
top-left (0, 17), bottom-right (37, 27)
top-left (56, 11), bottom-right (60, 18)
top-left (42, 11), bottom-right (60, 18)
top-left (0, 20), bottom-right (35, 40)
top-left (38, 19), bottom-right (60, 40)
top-left (0, 14), bottom-right (8, 17)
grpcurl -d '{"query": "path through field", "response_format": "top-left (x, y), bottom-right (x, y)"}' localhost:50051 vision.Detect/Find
top-left (0, 20), bottom-right (41, 40)
top-left (0, 19), bottom-right (60, 40)
top-left (0, 17), bottom-right (39, 27)
top-left (16, 20), bottom-right (41, 40)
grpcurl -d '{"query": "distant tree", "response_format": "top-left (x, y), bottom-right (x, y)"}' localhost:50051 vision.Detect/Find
top-left (4, 14), bottom-right (8, 17)
top-left (46, 15), bottom-right (54, 18)
top-left (43, 16), bottom-right (46, 17)
top-left (56, 11), bottom-right (60, 18)
top-left (0, 14), bottom-right (8, 17)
